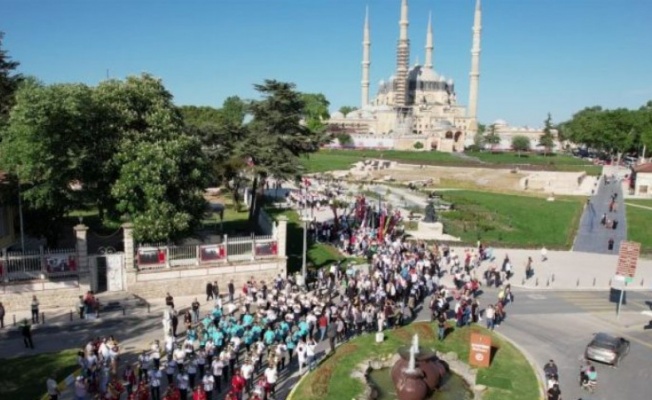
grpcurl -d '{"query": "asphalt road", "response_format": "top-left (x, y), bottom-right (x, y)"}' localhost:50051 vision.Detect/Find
top-left (469, 289), bottom-right (652, 400)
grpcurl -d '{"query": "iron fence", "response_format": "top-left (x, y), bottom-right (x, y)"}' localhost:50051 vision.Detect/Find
top-left (1, 248), bottom-right (78, 282)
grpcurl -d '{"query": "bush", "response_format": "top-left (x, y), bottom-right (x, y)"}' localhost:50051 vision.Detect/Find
top-left (335, 133), bottom-right (353, 147)
top-left (413, 141), bottom-right (424, 150)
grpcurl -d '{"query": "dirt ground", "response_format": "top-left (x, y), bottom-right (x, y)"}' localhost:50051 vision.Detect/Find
top-left (366, 164), bottom-right (527, 192)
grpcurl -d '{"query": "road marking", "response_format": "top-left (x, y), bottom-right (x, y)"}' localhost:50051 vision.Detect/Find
top-left (527, 294), bottom-right (547, 300)
top-left (642, 311), bottom-right (652, 317)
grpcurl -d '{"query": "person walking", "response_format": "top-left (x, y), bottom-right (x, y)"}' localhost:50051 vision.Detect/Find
top-left (21, 319), bottom-right (34, 349)
top-left (326, 319), bottom-right (337, 354)
top-left (31, 295), bottom-right (40, 324)
top-left (228, 280), bottom-right (235, 303)
top-left (148, 368), bottom-right (162, 400)
top-left (0, 301), bottom-right (5, 328)
top-left (206, 281), bottom-right (214, 302)
top-left (46, 375), bottom-right (59, 400)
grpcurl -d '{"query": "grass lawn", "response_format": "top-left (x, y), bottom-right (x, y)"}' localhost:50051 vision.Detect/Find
top-left (302, 149), bottom-right (602, 175)
top-left (625, 200), bottom-right (652, 255)
top-left (466, 151), bottom-right (593, 166)
top-left (301, 149), bottom-right (462, 173)
top-left (0, 349), bottom-right (79, 399)
top-left (434, 190), bottom-right (584, 249)
top-left (290, 322), bottom-right (540, 400)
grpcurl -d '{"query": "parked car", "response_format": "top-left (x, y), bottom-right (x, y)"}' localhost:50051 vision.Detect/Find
top-left (584, 332), bottom-right (630, 366)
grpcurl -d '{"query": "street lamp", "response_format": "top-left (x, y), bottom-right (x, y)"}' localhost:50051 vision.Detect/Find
top-left (300, 206), bottom-right (312, 287)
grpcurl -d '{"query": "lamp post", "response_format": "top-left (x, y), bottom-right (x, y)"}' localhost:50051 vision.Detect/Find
top-left (18, 180), bottom-right (25, 252)
top-left (300, 207), bottom-right (312, 287)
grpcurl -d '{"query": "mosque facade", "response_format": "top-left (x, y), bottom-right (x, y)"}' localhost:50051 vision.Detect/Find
top-left (326, 0), bottom-right (482, 152)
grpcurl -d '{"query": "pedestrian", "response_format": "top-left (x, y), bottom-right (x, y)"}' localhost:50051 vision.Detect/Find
top-left (327, 319), bottom-right (337, 353)
top-left (230, 370), bottom-right (245, 400)
top-left (206, 281), bottom-right (214, 302)
top-left (46, 375), bottom-right (59, 400)
top-left (608, 238), bottom-right (615, 251)
top-left (148, 367), bottom-right (162, 400)
top-left (228, 280), bottom-right (235, 303)
top-left (21, 319), bottom-right (34, 349)
top-left (73, 376), bottom-right (87, 400)
top-left (437, 312), bottom-right (447, 340)
top-left (484, 305), bottom-right (495, 330)
top-left (0, 301), bottom-right (5, 328)
top-left (202, 372), bottom-right (214, 399)
top-left (191, 298), bottom-right (200, 324)
top-left (540, 247), bottom-right (548, 262)
top-left (165, 292), bottom-right (174, 308)
top-left (547, 383), bottom-right (562, 400)
top-left (123, 365), bottom-right (136, 396)
top-left (213, 280), bottom-right (220, 299)
top-left (31, 295), bottom-right (40, 324)
top-left (177, 367), bottom-right (189, 400)
top-left (192, 384), bottom-right (207, 400)
top-left (77, 296), bottom-right (85, 320)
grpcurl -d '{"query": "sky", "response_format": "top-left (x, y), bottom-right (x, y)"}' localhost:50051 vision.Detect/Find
top-left (2, 0), bottom-right (651, 127)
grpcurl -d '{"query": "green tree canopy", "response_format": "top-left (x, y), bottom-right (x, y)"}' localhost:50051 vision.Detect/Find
top-left (0, 32), bottom-right (23, 123)
top-left (338, 105), bottom-right (357, 115)
top-left (539, 113), bottom-right (555, 155)
top-left (301, 93), bottom-right (330, 132)
top-left (511, 135), bottom-right (531, 156)
top-left (484, 124), bottom-right (501, 148)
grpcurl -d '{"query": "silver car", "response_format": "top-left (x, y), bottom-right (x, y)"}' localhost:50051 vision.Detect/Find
top-left (585, 332), bottom-right (630, 366)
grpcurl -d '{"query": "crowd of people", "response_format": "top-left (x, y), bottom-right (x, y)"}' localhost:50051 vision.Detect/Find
top-left (47, 187), bottom-right (528, 400)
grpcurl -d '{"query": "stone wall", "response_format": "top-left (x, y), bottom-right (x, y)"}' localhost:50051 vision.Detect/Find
top-left (124, 259), bottom-right (286, 300)
top-left (0, 274), bottom-right (91, 310)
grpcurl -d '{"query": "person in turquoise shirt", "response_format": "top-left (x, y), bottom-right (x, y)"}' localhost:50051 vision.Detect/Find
top-left (280, 321), bottom-right (290, 335)
top-left (242, 313), bottom-right (254, 327)
top-left (285, 335), bottom-right (297, 362)
top-left (202, 315), bottom-right (212, 330)
top-left (213, 330), bottom-right (224, 349)
top-left (243, 328), bottom-right (254, 352)
top-left (264, 327), bottom-right (276, 345)
top-left (251, 324), bottom-right (262, 340)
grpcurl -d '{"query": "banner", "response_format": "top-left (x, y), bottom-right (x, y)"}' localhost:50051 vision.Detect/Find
top-left (469, 333), bottom-right (492, 368)
top-left (46, 254), bottom-right (77, 273)
top-left (200, 244), bottom-right (226, 262)
top-left (616, 241), bottom-right (640, 280)
top-left (255, 241), bottom-right (278, 257)
top-left (138, 248), bottom-right (166, 265)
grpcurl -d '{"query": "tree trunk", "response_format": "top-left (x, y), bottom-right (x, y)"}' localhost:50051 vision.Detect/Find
top-left (249, 175), bottom-right (266, 233)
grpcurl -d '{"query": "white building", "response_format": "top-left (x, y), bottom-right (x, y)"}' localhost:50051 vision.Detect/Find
top-left (327, 0), bottom-right (483, 153)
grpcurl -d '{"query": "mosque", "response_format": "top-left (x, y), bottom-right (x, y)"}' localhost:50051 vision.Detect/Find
top-left (326, 0), bottom-right (482, 152)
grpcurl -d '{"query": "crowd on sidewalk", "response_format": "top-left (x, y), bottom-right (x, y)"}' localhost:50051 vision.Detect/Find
top-left (42, 190), bottom-right (533, 400)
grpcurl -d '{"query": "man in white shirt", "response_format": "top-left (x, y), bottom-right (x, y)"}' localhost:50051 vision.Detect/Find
top-left (211, 357), bottom-right (224, 393)
top-left (148, 368), bottom-right (162, 400)
top-left (240, 359), bottom-right (254, 391)
top-left (176, 369), bottom-right (189, 400)
top-left (264, 365), bottom-right (278, 397)
top-left (202, 373), bottom-right (215, 399)
top-left (46, 376), bottom-right (59, 400)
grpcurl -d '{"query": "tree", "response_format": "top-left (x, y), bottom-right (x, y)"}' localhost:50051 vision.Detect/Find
top-left (472, 131), bottom-right (485, 150)
top-left (539, 113), bottom-right (555, 155)
top-left (301, 93), bottom-right (330, 132)
top-left (246, 80), bottom-right (326, 229)
top-left (335, 132), bottom-right (353, 147)
top-left (484, 124), bottom-right (501, 149)
top-left (511, 135), bottom-right (531, 157)
top-left (0, 79), bottom-right (96, 244)
top-left (477, 123), bottom-right (486, 135)
top-left (339, 105), bottom-right (357, 115)
top-left (0, 32), bottom-right (23, 124)
top-left (112, 136), bottom-right (209, 243)
top-left (106, 74), bottom-right (209, 242)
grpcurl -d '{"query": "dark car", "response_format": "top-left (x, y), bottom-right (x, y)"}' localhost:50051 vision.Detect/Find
top-left (585, 332), bottom-right (630, 366)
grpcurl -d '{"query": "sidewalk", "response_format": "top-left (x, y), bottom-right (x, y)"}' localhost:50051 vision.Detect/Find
top-left (573, 175), bottom-right (627, 254)
top-left (446, 246), bottom-right (652, 291)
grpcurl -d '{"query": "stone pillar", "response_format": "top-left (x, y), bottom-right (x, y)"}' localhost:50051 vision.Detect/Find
top-left (122, 223), bottom-right (135, 270)
top-left (74, 224), bottom-right (89, 271)
top-left (276, 216), bottom-right (288, 258)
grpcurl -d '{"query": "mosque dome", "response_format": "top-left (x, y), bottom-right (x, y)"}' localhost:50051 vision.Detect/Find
top-left (331, 111), bottom-right (344, 119)
top-left (346, 111), bottom-right (361, 119)
top-left (376, 105), bottom-right (392, 112)
top-left (361, 110), bottom-right (374, 119)
top-left (447, 78), bottom-right (454, 85)
top-left (419, 68), bottom-right (439, 82)
top-left (439, 75), bottom-right (446, 82)
top-left (493, 119), bottom-right (508, 126)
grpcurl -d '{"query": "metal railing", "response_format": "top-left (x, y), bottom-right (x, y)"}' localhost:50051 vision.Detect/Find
top-left (135, 235), bottom-right (278, 270)
top-left (1, 248), bottom-right (78, 282)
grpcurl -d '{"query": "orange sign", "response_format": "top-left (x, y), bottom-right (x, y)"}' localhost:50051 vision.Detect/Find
top-left (616, 241), bottom-right (641, 278)
top-left (469, 333), bottom-right (492, 368)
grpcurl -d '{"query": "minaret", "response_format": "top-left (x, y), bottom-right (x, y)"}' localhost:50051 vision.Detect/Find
top-left (468, 0), bottom-right (482, 132)
top-left (394, 0), bottom-right (410, 107)
top-left (424, 12), bottom-right (434, 70)
top-left (361, 6), bottom-right (371, 108)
